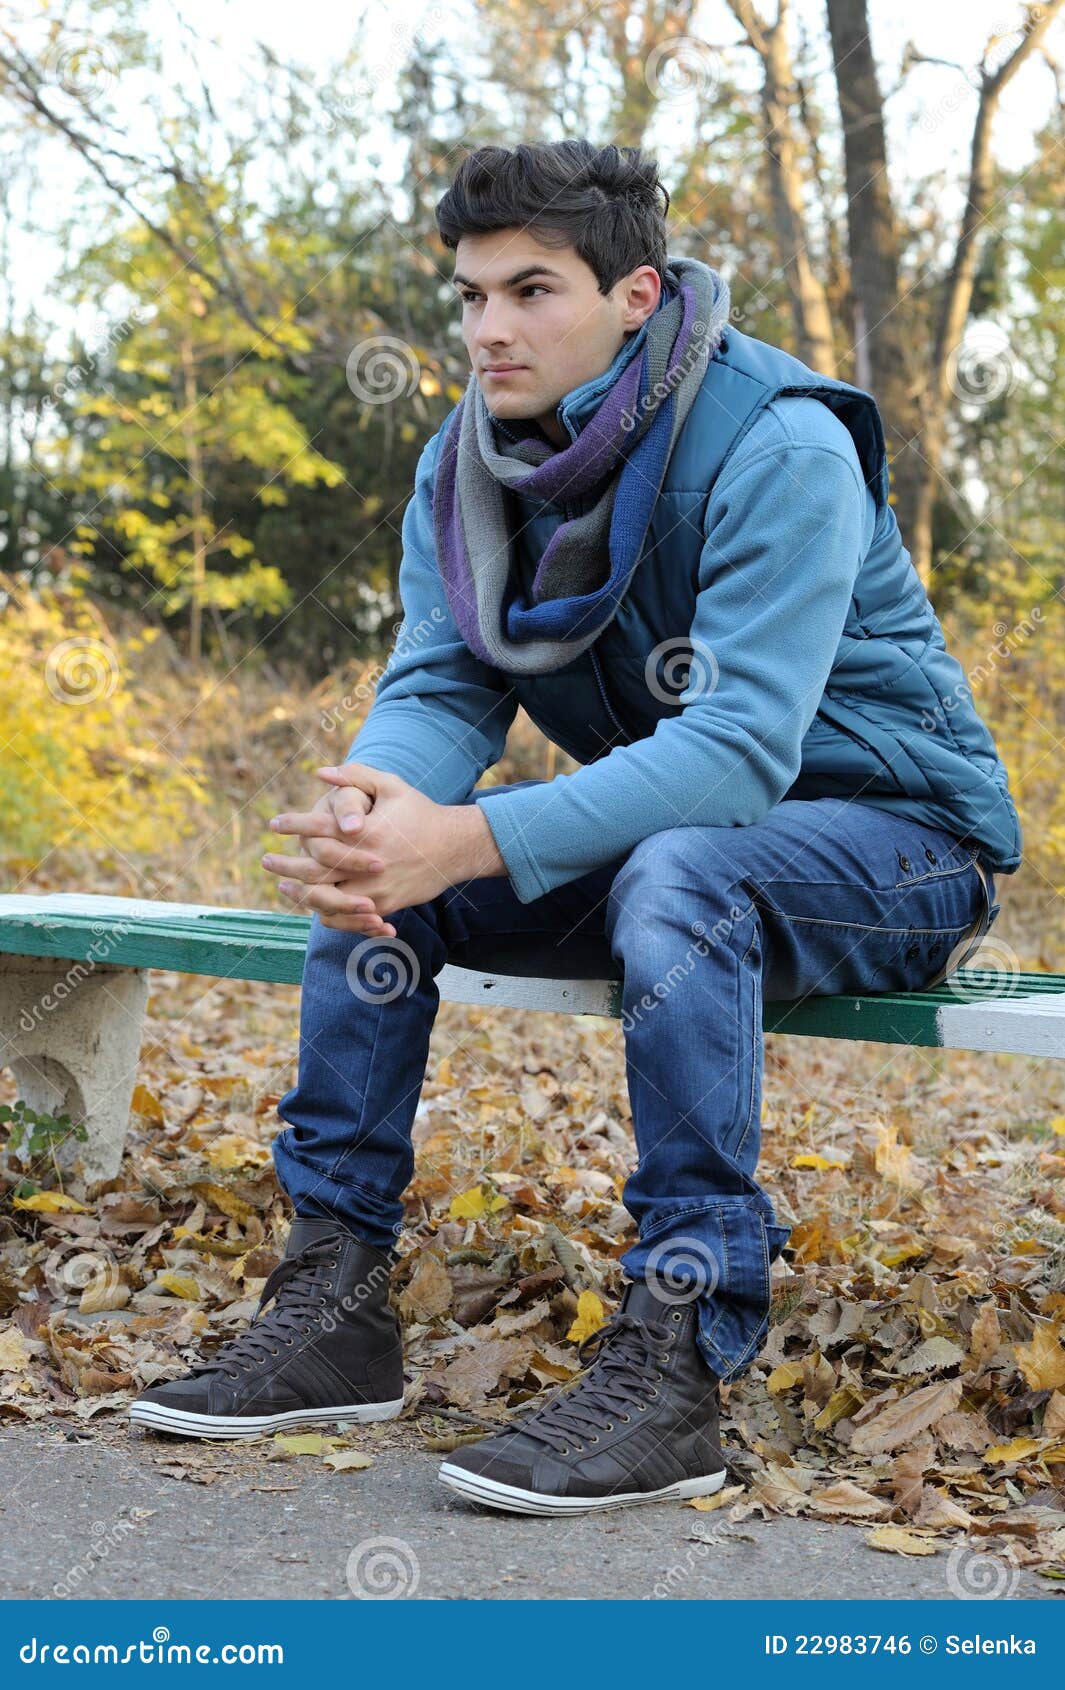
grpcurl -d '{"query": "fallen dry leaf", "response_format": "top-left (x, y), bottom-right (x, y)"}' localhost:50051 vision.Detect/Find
top-left (866, 1525), bottom-right (939, 1557)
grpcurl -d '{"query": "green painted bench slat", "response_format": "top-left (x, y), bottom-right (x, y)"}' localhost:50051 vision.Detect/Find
top-left (1, 894), bottom-right (1061, 1057)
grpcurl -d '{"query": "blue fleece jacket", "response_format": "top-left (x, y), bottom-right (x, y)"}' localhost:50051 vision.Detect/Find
top-left (345, 345), bottom-right (874, 904)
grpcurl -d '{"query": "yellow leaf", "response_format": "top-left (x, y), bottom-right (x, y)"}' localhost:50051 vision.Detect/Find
top-left (448, 1184), bottom-right (507, 1220)
top-left (866, 1525), bottom-right (939, 1557)
top-left (204, 1133), bottom-right (271, 1171)
top-left (12, 1190), bottom-right (91, 1213)
top-left (791, 1153), bottom-right (847, 1170)
top-left (686, 1485), bottom-right (744, 1512)
top-left (810, 1480), bottom-right (888, 1519)
top-left (192, 1182), bottom-right (255, 1224)
top-left (153, 1271), bottom-right (201, 1300)
top-left (986, 1436), bottom-right (1044, 1463)
top-left (436, 1055), bottom-right (455, 1086)
top-left (273, 1432), bottom-right (343, 1455)
top-left (1014, 1321), bottom-right (1065, 1391)
top-left (880, 1244), bottom-right (929, 1267)
top-left (130, 1084), bottom-right (165, 1126)
top-left (1049, 1117), bottom-right (1065, 1136)
top-left (814, 1387), bottom-right (865, 1430)
top-left (0, 1328), bottom-right (32, 1372)
top-left (766, 1359), bottom-right (806, 1395)
top-left (874, 1122), bottom-right (922, 1192)
top-left (566, 1290), bottom-right (606, 1344)
top-left (323, 1450), bottom-right (374, 1471)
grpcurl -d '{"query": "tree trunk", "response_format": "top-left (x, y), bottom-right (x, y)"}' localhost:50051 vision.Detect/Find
top-left (729, 1), bottom-right (837, 373)
top-left (825, 0), bottom-right (924, 565)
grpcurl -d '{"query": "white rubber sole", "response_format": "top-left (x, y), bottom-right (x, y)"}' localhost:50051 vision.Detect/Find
top-left (128, 1397), bottom-right (404, 1441)
top-left (438, 1461), bottom-right (728, 1516)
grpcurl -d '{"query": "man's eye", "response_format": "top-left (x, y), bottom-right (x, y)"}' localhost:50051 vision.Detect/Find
top-left (458, 286), bottom-right (548, 302)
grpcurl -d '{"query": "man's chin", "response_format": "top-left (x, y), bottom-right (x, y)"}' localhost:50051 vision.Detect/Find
top-left (481, 389), bottom-right (537, 417)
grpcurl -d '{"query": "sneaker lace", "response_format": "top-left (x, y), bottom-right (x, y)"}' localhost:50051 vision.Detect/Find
top-left (503, 1308), bottom-right (672, 1454)
top-left (189, 1236), bottom-right (344, 1380)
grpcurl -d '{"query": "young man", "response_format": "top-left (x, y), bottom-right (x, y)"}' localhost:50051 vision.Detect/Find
top-left (130, 141), bottom-right (1021, 1515)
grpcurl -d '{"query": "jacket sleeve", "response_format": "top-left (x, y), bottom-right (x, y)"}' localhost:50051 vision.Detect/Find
top-left (343, 421), bottom-right (518, 803)
top-left (473, 400), bottom-right (873, 903)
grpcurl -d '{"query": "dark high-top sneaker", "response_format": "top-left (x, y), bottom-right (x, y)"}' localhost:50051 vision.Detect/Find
top-left (129, 1218), bottom-right (405, 1440)
top-left (438, 1278), bottom-right (727, 1515)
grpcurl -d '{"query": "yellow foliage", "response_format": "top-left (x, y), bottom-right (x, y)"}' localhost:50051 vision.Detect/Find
top-left (448, 1184), bottom-right (508, 1220)
top-left (0, 572), bottom-right (208, 868)
top-left (566, 1290), bottom-right (606, 1344)
top-left (12, 1190), bottom-right (92, 1213)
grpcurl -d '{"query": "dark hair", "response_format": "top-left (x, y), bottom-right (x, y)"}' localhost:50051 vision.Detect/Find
top-left (435, 141), bottom-right (670, 296)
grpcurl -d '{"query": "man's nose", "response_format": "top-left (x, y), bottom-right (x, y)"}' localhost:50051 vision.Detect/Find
top-left (472, 300), bottom-right (515, 349)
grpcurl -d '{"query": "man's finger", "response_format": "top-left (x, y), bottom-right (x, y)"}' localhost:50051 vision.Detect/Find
top-left (276, 880), bottom-right (382, 917)
top-left (320, 912), bottom-right (397, 937)
top-left (329, 788), bottom-right (373, 836)
top-left (264, 852), bottom-right (383, 884)
top-left (269, 808), bottom-right (347, 838)
top-left (305, 834), bottom-right (384, 874)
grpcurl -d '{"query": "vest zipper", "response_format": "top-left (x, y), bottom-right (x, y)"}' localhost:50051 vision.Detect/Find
top-left (588, 641), bottom-right (633, 747)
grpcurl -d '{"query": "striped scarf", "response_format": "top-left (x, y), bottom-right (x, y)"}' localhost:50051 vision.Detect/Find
top-left (433, 256), bottom-right (731, 674)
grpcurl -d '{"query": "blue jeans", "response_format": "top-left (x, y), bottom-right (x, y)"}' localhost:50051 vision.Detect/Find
top-left (272, 787), bottom-right (999, 1384)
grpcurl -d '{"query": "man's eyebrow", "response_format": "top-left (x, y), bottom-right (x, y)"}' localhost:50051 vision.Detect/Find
top-left (451, 265), bottom-right (568, 290)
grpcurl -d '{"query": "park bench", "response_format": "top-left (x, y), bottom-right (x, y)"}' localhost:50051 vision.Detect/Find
top-left (0, 892), bottom-right (1062, 1183)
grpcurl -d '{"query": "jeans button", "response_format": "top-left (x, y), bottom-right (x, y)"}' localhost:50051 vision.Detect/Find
top-left (925, 847), bottom-right (937, 863)
top-left (898, 853), bottom-right (911, 872)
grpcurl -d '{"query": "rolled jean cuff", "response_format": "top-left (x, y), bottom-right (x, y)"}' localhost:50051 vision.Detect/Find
top-left (271, 1128), bottom-right (404, 1256)
top-left (618, 1195), bottom-right (792, 1385)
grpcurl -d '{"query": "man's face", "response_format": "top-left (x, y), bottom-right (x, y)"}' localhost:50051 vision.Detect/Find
top-left (451, 229), bottom-right (661, 447)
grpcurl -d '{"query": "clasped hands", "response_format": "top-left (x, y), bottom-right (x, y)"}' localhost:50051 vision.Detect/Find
top-left (261, 763), bottom-right (506, 936)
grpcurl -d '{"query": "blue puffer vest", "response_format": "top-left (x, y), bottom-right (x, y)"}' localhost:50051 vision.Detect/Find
top-left (502, 324), bottom-right (1022, 874)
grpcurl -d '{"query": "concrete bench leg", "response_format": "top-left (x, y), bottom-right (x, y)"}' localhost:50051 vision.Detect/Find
top-left (0, 954), bottom-right (149, 1184)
